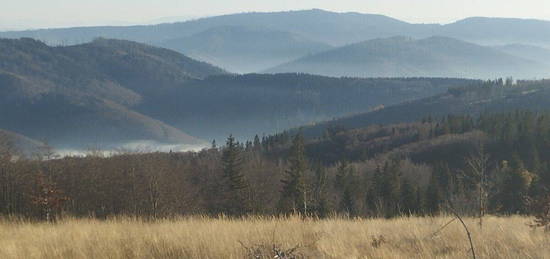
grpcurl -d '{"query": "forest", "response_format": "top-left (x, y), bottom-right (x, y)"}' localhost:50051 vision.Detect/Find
top-left (1, 110), bottom-right (549, 223)
top-left (5, 5), bottom-right (550, 258)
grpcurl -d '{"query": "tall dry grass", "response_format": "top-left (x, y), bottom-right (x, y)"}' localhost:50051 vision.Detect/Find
top-left (0, 216), bottom-right (547, 258)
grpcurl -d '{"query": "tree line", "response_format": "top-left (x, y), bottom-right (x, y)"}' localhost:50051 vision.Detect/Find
top-left (1, 110), bottom-right (550, 221)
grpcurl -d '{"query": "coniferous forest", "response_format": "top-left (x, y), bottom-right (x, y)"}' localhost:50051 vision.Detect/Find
top-left (2, 110), bottom-right (550, 221)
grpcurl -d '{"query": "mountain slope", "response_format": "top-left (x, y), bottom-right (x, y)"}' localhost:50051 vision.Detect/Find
top-left (0, 38), bottom-right (479, 147)
top-left (62, 38), bottom-right (226, 96)
top-left (0, 129), bottom-right (45, 156)
top-left (4, 10), bottom-right (550, 74)
top-left (136, 74), bottom-right (476, 140)
top-left (0, 38), bottom-right (222, 147)
top-left (494, 44), bottom-right (550, 66)
top-left (158, 25), bottom-right (332, 73)
top-left (0, 9), bottom-right (423, 46)
top-left (266, 36), bottom-right (548, 79)
top-left (4, 10), bottom-right (550, 48)
top-left (299, 79), bottom-right (550, 138)
top-left (440, 17), bottom-right (550, 47)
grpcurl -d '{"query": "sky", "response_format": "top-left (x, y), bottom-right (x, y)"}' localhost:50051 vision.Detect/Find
top-left (2, 0), bottom-right (550, 30)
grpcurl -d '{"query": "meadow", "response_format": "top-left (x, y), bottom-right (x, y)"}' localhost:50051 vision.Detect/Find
top-left (0, 216), bottom-right (547, 259)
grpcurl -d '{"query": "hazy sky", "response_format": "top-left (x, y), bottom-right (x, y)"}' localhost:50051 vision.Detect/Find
top-left (2, 0), bottom-right (550, 30)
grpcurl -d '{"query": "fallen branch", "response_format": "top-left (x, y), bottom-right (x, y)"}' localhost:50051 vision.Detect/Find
top-left (425, 217), bottom-right (457, 240)
top-left (447, 204), bottom-right (476, 259)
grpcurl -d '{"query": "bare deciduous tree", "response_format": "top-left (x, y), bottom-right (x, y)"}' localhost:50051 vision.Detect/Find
top-left (464, 142), bottom-right (490, 229)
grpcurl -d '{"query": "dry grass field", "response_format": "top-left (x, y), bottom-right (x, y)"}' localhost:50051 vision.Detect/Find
top-left (0, 216), bottom-right (548, 259)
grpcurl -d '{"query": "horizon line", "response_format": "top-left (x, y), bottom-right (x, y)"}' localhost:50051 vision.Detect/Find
top-left (2, 8), bottom-right (550, 33)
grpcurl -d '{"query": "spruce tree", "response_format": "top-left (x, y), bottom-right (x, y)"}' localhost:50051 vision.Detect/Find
top-left (380, 161), bottom-right (401, 217)
top-left (425, 172), bottom-right (442, 215)
top-left (366, 165), bottom-right (384, 216)
top-left (253, 135), bottom-right (261, 151)
top-left (365, 185), bottom-right (378, 217)
top-left (400, 179), bottom-right (417, 216)
top-left (340, 187), bottom-right (355, 216)
top-left (312, 165), bottom-right (330, 217)
top-left (499, 168), bottom-right (532, 214)
top-left (335, 161), bottom-right (357, 216)
top-left (335, 161), bottom-right (350, 190)
top-left (279, 133), bottom-right (308, 214)
top-left (221, 135), bottom-right (249, 216)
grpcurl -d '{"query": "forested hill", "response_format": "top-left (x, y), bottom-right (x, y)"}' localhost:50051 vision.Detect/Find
top-left (494, 44), bottom-right (550, 66)
top-left (266, 36), bottom-right (548, 79)
top-left (252, 110), bottom-right (550, 217)
top-left (0, 38), bottom-right (221, 147)
top-left (266, 110), bottom-right (550, 171)
top-left (0, 10), bottom-right (425, 46)
top-left (298, 79), bottom-right (550, 138)
top-left (3, 10), bottom-right (550, 48)
top-left (0, 37), bottom-right (478, 149)
top-left (0, 129), bottom-right (45, 157)
top-left (137, 75), bottom-right (476, 141)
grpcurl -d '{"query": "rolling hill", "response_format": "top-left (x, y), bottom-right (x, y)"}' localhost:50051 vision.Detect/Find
top-left (3, 10), bottom-right (550, 48)
top-left (0, 38), bottom-right (223, 147)
top-left (298, 79), bottom-right (550, 138)
top-left (0, 129), bottom-right (45, 156)
top-left (0, 38), bottom-right (478, 147)
top-left (438, 17), bottom-right (550, 47)
top-left (157, 26), bottom-right (332, 73)
top-left (265, 36), bottom-right (548, 79)
top-left (494, 44), bottom-right (550, 66)
top-left (136, 74), bottom-right (476, 140)
top-left (4, 10), bottom-right (550, 74)
top-left (0, 9), bottom-right (423, 46)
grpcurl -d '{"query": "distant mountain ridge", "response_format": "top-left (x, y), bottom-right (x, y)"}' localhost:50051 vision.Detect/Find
top-left (439, 17), bottom-right (550, 46)
top-left (265, 36), bottom-right (549, 79)
top-left (158, 25), bottom-right (332, 73)
top-left (0, 9), bottom-right (420, 46)
top-left (3, 9), bottom-right (550, 74)
top-left (494, 44), bottom-right (550, 66)
top-left (2, 9), bottom-right (550, 47)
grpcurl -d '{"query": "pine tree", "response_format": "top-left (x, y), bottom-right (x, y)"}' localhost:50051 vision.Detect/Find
top-left (539, 163), bottom-right (550, 190)
top-left (335, 161), bottom-right (357, 216)
top-left (416, 187), bottom-right (424, 216)
top-left (366, 164), bottom-right (384, 217)
top-left (509, 153), bottom-right (525, 171)
top-left (425, 172), bottom-right (442, 216)
top-left (221, 135), bottom-right (249, 216)
top-left (400, 179), bottom-right (417, 216)
top-left (335, 161), bottom-right (350, 190)
top-left (340, 187), bottom-right (355, 216)
top-left (434, 163), bottom-right (451, 194)
top-left (499, 167), bottom-right (533, 214)
top-left (279, 133), bottom-right (308, 214)
top-left (316, 196), bottom-right (330, 218)
top-left (529, 147), bottom-right (542, 174)
top-left (312, 165), bottom-right (330, 218)
top-left (380, 161), bottom-right (401, 217)
top-left (365, 185), bottom-right (378, 217)
top-left (253, 135), bottom-right (261, 151)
